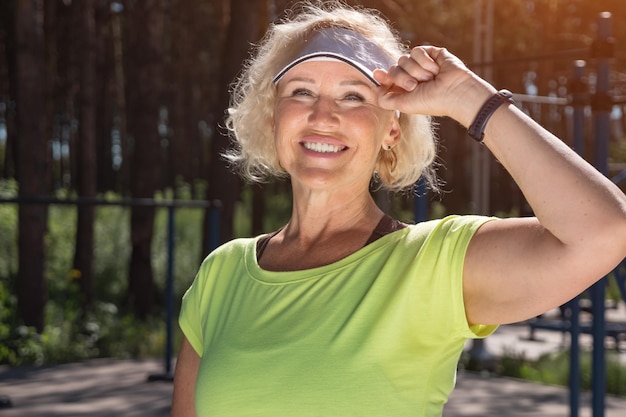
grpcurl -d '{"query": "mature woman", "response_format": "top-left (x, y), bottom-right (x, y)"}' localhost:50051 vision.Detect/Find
top-left (171, 2), bottom-right (626, 416)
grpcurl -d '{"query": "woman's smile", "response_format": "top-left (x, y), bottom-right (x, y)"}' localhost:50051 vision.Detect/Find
top-left (301, 141), bottom-right (346, 154)
top-left (300, 134), bottom-right (349, 156)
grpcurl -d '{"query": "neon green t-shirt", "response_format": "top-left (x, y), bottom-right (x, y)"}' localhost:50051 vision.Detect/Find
top-left (179, 215), bottom-right (497, 417)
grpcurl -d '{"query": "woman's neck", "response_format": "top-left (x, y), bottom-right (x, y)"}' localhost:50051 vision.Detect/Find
top-left (257, 188), bottom-right (386, 271)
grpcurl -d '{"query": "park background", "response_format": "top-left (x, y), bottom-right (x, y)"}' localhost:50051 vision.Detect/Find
top-left (1, 0), bottom-right (626, 394)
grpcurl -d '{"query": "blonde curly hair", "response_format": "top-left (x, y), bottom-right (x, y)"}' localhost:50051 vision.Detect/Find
top-left (223, 1), bottom-right (438, 193)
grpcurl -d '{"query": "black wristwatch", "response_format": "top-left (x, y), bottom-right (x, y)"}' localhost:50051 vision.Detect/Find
top-left (467, 89), bottom-right (515, 142)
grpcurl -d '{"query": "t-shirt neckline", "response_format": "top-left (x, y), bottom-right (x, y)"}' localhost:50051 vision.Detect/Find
top-left (245, 226), bottom-right (411, 284)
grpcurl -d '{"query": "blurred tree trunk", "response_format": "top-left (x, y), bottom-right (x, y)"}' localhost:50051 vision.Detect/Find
top-left (167, 0), bottom-right (193, 192)
top-left (166, 0), bottom-right (225, 201)
top-left (96, 6), bottom-right (116, 193)
top-left (110, 4), bottom-right (128, 194)
top-left (125, 0), bottom-right (164, 318)
top-left (204, 0), bottom-right (267, 247)
top-left (15, 0), bottom-right (48, 332)
top-left (0, 0), bottom-right (17, 180)
top-left (73, 0), bottom-right (98, 310)
top-left (192, 1), bottom-right (225, 189)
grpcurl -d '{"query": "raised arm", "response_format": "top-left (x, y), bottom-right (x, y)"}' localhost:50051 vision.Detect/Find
top-left (375, 46), bottom-right (626, 325)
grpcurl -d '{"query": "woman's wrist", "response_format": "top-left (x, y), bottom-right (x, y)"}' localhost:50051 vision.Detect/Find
top-left (448, 76), bottom-right (497, 128)
top-left (467, 90), bottom-right (515, 142)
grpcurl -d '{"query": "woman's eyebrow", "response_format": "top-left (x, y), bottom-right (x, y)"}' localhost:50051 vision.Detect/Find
top-left (278, 77), bottom-right (373, 95)
top-left (339, 79), bottom-right (372, 88)
top-left (281, 77), bottom-right (315, 86)
top-left (281, 77), bottom-right (371, 87)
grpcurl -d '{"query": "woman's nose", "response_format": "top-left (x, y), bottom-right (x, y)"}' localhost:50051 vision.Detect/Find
top-left (308, 96), bottom-right (339, 126)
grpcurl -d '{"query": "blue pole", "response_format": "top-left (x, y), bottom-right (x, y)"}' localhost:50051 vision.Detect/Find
top-left (165, 205), bottom-right (175, 376)
top-left (591, 12), bottom-right (612, 417)
top-left (150, 205), bottom-right (176, 382)
top-left (568, 59), bottom-right (586, 417)
top-left (209, 200), bottom-right (222, 251)
top-left (413, 178), bottom-right (429, 222)
top-left (572, 60), bottom-right (586, 155)
top-left (150, 201), bottom-right (218, 383)
top-left (569, 297), bottom-right (581, 417)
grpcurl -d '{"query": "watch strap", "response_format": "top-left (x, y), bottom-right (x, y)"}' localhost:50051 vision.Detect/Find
top-left (467, 89), bottom-right (515, 142)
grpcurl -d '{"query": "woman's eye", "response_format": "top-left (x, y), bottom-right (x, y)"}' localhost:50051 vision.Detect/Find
top-left (292, 88), bottom-right (313, 97)
top-left (343, 92), bottom-right (365, 102)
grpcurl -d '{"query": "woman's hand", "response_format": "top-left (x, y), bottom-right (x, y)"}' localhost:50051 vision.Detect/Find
top-left (374, 46), bottom-right (494, 126)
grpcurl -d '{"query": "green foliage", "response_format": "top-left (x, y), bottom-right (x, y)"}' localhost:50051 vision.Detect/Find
top-left (46, 204), bottom-right (77, 301)
top-left (0, 279), bottom-right (39, 365)
top-left (497, 348), bottom-right (626, 397)
top-left (0, 286), bottom-right (165, 365)
top-left (0, 186), bottom-right (205, 365)
top-left (0, 180), bottom-right (18, 281)
top-left (152, 205), bottom-right (205, 298)
top-left (41, 300), bottom-right (165, 362)
top-left (93, 201), bottom-right (131, 303)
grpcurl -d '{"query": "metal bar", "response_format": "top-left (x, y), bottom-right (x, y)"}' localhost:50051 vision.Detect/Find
top-left (0, 196), bottom-right (214, 209)
top-left (572, 61), bottom-right (586, 158)
top-left (165, 206), bottom-right (175, 376)
top-left (568, 59), bottom-right (586, 417)
top-left (511, 93), bottom-right (569, 106)
top-left (610, 170), bottom-right (626, 185)
top-left (569, 297), bottom-right (582, 417)
top-left (591, 12), bottom-right (612, 417)
top-left (608, 162), bottom-right (626, 171)
top-left (614, 260), bottom-right (626, 302)
top-left (208, 201), bottom-right (222, 252)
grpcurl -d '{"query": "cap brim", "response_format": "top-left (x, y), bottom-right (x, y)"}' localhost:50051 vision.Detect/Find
top-left (273, 53), bottom-right (379, 85)
top-left (272, 27), bottom-right (395, 86)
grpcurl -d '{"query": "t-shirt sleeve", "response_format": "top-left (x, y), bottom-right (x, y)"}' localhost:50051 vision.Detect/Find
top-left (431, 215), bottom-right (499, 339)
top-left (177, 239), bottom-right (251, 357)
top-left (179, 261), bottom-right (209, 357)
top-left (457, 216), bottom-right (499, 339)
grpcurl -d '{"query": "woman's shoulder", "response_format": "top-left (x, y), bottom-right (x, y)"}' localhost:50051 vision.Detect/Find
top-left (406, 214), bottom-right (492, 228)
top-left (199, 236), bottom-right (257, 265)
top-left (405, 214), bottom-right (495, 241)
top-left (189, 237), bottom-right (258, 292)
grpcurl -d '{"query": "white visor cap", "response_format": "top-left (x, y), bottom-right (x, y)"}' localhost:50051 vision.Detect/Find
top-left (272, 27), bottom-right (396, 86)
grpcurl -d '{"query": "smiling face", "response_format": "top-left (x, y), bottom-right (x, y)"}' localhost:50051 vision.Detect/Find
top-left (273, 60), bottom-right (399, 193)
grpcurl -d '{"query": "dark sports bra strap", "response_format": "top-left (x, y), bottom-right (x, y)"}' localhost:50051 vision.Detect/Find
top-left (256, 216), bottom-right (407, 262)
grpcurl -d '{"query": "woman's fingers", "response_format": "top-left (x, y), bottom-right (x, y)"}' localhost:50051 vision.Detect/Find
top-left (375, 45), bottom-right (480, 117)
top-left (406, 47), bottom-right (440, 78)
top-left (373, 68), bottom-right (408, 94)
top-left (374, 68), bottom-right (422, 114)
top-left (379, 47), bottom-right (440, 92)
top-left (373, 47), bottom-right (441, 113)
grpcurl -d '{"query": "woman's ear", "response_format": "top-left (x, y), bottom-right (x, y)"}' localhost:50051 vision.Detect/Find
top-left (382, 113), bottom-right (401, 151)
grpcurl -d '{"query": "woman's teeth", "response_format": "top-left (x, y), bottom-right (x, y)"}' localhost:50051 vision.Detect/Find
top-left (303, 142), bottom-right (344, 153)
